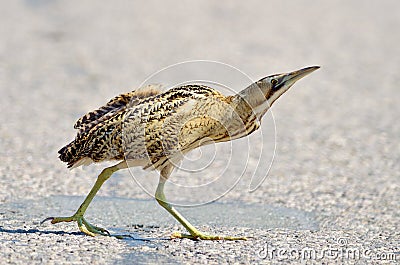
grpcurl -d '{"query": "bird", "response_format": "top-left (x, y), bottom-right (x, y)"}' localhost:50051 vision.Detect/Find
top-left (42, 66), bottom-right (320, 240)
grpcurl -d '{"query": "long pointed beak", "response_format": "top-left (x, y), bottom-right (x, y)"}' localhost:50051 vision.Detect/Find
top-left (284, 66), bottom-right (320, 84)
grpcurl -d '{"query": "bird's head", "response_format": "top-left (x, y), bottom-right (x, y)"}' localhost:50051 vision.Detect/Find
top-left (237, 66), bottom-right (320, 119)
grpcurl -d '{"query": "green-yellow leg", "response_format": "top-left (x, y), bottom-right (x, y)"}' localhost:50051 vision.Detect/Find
top-left (155, 165), bottom-right (247, 241)
top-left (42, 161), bottom-right (127, 237)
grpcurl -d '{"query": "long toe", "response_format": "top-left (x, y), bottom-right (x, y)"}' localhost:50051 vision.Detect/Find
top-left (80, 218), bottom-right (110, 236)
top-left (42, 214), bottom-right (110, 237)
top-left (41, 216), bottom-right (75, 224)
top-left (171, 231), bottom-right (247, 241)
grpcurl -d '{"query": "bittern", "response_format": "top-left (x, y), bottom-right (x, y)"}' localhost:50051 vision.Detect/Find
top-left (43, 66), bottom-right (319, 240)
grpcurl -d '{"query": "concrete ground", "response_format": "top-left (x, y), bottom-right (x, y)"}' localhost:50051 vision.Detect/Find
top-left (0, 0), bottom-right (399, 264)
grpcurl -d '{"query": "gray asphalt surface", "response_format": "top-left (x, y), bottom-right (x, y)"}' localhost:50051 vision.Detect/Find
top-left (1, 0), bottom-right (399, 264)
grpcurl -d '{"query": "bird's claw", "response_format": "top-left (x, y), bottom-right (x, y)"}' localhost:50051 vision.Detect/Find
top-left (40, 217), bottom-right (56, 225)
top-left (170, 231), bottom-right (247, 241)
top-left (41, 214), bottom-right (110, 237)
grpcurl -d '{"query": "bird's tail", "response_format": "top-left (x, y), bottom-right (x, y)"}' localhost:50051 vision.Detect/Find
top-left (58, 140), bottom-right (91, 169)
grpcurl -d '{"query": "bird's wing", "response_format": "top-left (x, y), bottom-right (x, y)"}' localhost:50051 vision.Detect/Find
top-left (74, 84), bottom-right (163, 133)
top-left (117, 84), bottom-right (229, 169)
top-left (59, 84), bottom-right (163, 168)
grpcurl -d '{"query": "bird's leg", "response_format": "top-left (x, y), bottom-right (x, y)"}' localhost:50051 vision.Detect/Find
top-left (155, 166), bottom-right (247, 241)
top-left (42, 161), bottom-right (127, 237)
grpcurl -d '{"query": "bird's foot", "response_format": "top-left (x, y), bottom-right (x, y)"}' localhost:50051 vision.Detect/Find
top-left (41, 215), bottom-right (110, 237)
top-left (171, 231), bottom-right (247, 241)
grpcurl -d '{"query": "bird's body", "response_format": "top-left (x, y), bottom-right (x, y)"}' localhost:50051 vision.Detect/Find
top-left (60, 84), bottom-right (257, 171)
top-left (44, 66), bottom-right (320, 240)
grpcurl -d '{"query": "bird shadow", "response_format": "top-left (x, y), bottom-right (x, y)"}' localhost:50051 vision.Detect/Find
top-left (0, 226), bottom-right (82, 236)
top-left (0, 226), bottom-right (170, 244)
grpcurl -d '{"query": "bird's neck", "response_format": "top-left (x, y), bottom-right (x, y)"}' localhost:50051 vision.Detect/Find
top-left (216, 92), bottom-right (260, 142)
top-left (230, 83), bottom-right (267, 121)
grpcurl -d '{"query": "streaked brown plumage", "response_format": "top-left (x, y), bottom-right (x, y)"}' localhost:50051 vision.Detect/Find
top-left (45, 66), bottom-right (320, 240)
top-left (59, 83), bottom-right (256, 171)
top-left (59, 84), bottom-right (162, 168)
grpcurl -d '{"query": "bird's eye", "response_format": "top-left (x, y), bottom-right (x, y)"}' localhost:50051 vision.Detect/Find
top-left (271, 79), bottom-right (278, 86)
